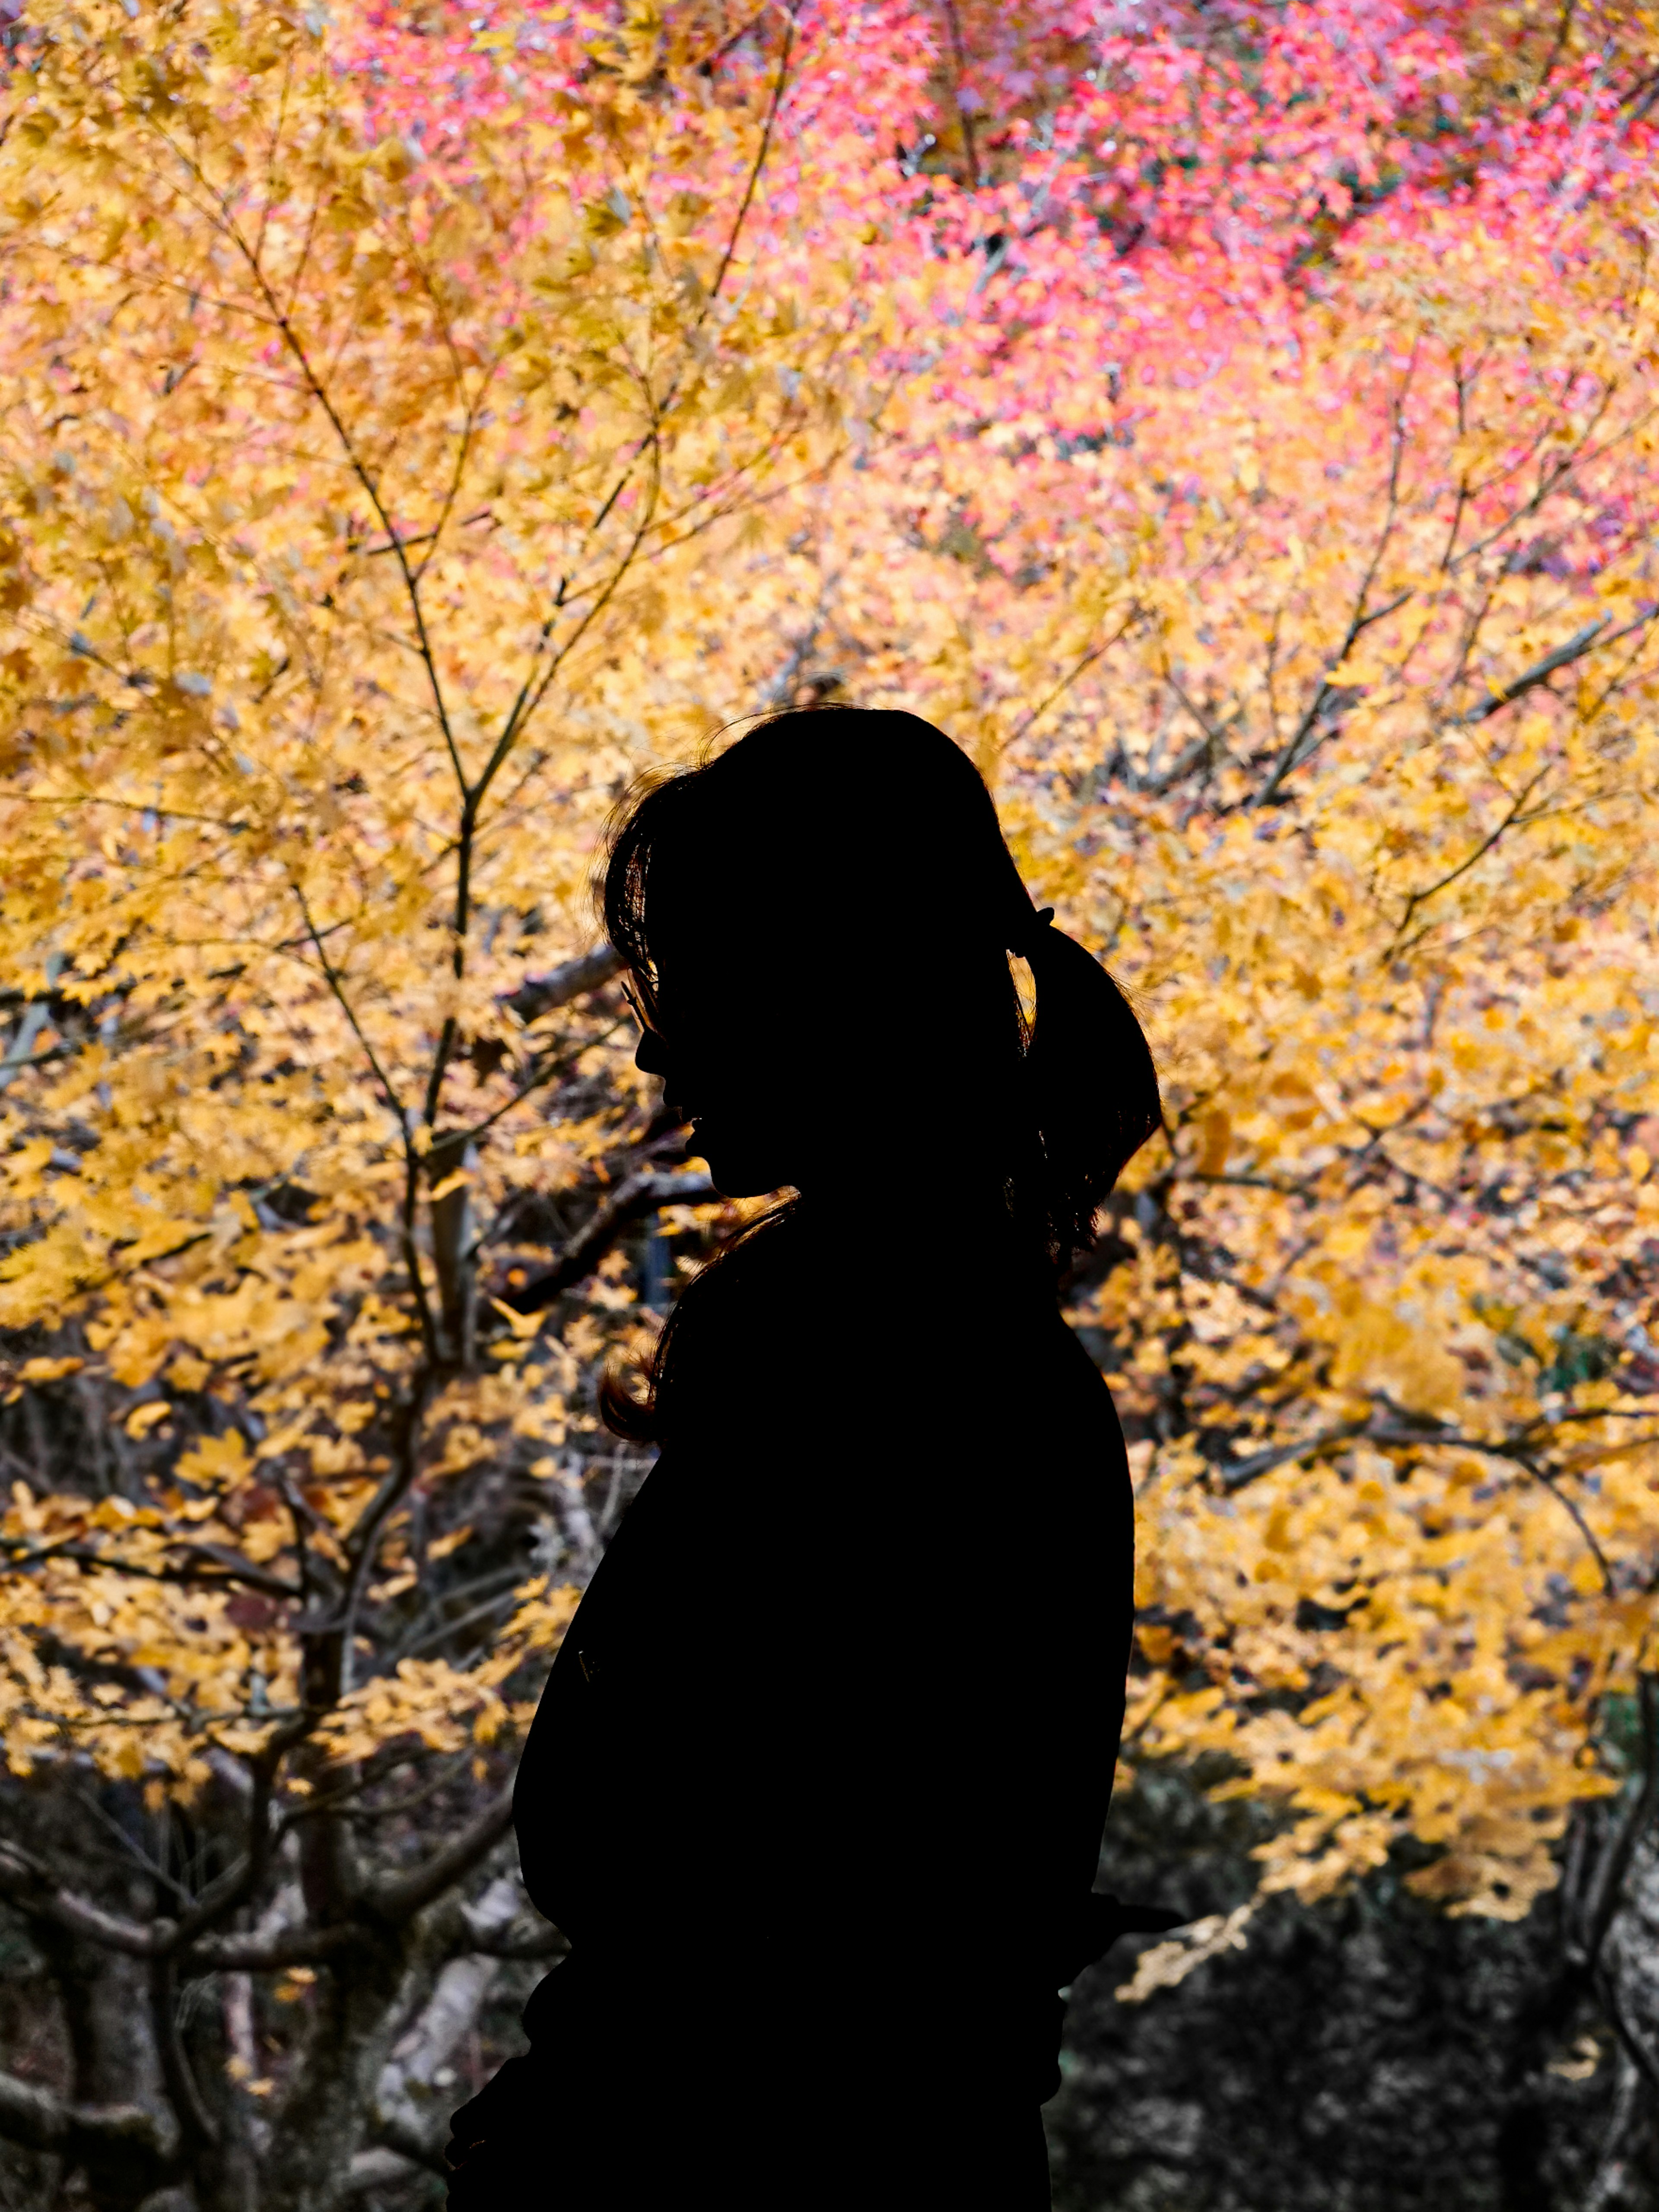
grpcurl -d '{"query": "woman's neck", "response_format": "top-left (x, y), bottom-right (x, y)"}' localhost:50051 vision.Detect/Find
top-left (791, 1174), bottom-right (1037, 1281)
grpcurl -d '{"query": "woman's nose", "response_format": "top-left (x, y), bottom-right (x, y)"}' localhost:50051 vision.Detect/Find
top-left (635, 1028), bottom-right (670, 1079)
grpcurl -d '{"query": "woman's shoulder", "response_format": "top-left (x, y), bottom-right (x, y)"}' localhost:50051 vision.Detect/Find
top-left (653, 1208), bottom-right (1121, 1456)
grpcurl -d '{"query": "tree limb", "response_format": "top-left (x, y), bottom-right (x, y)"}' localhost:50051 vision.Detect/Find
top-left (502, 1168), bottom-right (715, 1314)
top-left (0, 1844), bottom-right (168, 1958)
top-left (375, 1875), bottom-right (520, 2164)
top-left (1250, 350), bottom-right (1420, 809)
top-left (1452, 604), bottom-right (1656, 724)
top-left (464, 1920), bottom-right (568, 1961)
top-left (1388, 767), bottom-right (1551, 955)
top-left (372, 1785), bottom-right (517, 1923)
top-left (1218, 1424), bottom-right (1373, 1491)
top-left (186, 1919), bottom-right (371, 1973)
top-left (500, 946), bottom-right (622, 1026)
top-left (1575, 1673), bottom-right (1659, 1972)
top-left (0, 1536), bottom-right (302, 1602)
top-left (373, 2110), bottom-right (451, 2175)
top-left (150, 1952), bottom-right (218, 2152)
top-left (1004, 608), bottom-right (1141, 754)
top-left (0, 2066), bottom-right (180, 2190)
top-left (346, 2144), bottom-right (425, 2194)
top-left (0, 1844), bottom-right (373, 1971)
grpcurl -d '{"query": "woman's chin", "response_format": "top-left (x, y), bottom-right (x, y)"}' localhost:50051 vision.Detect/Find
top-left (690, 1127), bottom-right (798, 1201)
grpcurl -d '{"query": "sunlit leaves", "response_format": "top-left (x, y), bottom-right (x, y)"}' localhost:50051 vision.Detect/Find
top-left (3, 0), bottom-right (1659, 1932)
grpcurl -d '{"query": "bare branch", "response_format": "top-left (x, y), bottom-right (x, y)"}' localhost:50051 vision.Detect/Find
top-left (346, 2145), bottom-right (425, 2195)
top-left (1003, 609), bottom-right (1142, 755)
top-left (476, 4), bottom-right (801, 792)
top-left (185, 1919), bottom-right (370, 1973)
top-left (292, 885), bottom-right (407, 1125)
top-left (0, 1843), bottom-right (374, 1972)
top-left (1452, 605), bottom-right (1656, 724)
top-left (699, 3), bottom-right (801, 327)
top-left (937, 0), bottom-right (983, 188)
top-left (151, 1953), bottom-right (219, 2151)
top-left (336, 1372), bottom-right (436, 1697)
top-left (225, 204), bottom-right (470, 797)
top-left (1596, 1960), bottom-right (1659, 2098)
top-left (1250, 342), bottom-right (1421, 808)
top-left (450, 1016), bottom-right (628, 1151)
top-left (463, 1919), bottom-right (568, 1961)
top-left (0, 1844), bottom-right (167, 1958)
top-left (1446, 383), bottom-right (1628, 576)
top-left (500, 946), bottom-right (623, 1025)
top-left (1388, 768), bottom-right (1551, 955)
top-left (1574, 1674), bottom-right (1659, 1971)
top-left (1249, 596), bottom-right (1409, 808)
top-left (502, 1168), bottom-right (715, 1314)
top-left (375, 1876), bottom-right (521, 2161)
top-left (1, 1536), bottom-right (301, 1602)
top-left (1217, 1424), bottom-right (1373, 1491)
top-left (0, 2067), bottom-right (180, 2191)
top-left (372, 1785), bottom-right (516, 1923)
top-left (1219, 1419), bottom-right (1617, 1589)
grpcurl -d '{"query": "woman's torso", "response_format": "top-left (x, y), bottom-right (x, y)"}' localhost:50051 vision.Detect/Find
top-left (513, 1211), bottom-right (1134, 2032)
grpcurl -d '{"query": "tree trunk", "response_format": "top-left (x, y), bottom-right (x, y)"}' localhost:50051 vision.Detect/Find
top-left (261, 1939), bottom-right (410, 2212)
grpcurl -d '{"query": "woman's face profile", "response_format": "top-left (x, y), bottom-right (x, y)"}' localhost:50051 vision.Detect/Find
top-left (629, 954), bottom-right (829, 1199)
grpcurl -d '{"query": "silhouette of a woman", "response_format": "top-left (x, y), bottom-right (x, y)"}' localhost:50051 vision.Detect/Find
top-left (446, 708), bottom-right (1164, 2209)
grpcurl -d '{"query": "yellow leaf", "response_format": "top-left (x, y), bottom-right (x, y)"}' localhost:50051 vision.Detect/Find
top-left (19, 1355), bottom-right (83, 1383)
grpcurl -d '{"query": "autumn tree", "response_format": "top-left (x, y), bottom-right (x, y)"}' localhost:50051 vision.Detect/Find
top-left (7, 0), bottom-right (1659, 2202)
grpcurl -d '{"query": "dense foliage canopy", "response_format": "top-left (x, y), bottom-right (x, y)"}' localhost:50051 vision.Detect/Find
top-left (4, 0), bottom-right (1659, 2199)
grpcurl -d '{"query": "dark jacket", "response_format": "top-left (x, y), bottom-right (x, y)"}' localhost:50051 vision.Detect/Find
top-left (450, 1208), bottom-right (1134, 2206)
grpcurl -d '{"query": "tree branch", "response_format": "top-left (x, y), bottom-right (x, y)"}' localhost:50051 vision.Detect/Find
top-left (1219, 1419), bottom-right (1616, 1587)
top-left (477, 6), bottom-right (799, 789)
top-left (500, 946), bottom-right (622, 1026)
top-left (1249, 598), bottom-right (1408, 808)
top-left (501, 1168), bottom-right (715, 1314)
top-left (464, 1920), bottom-right (568, 1961)
top-left (0, 1844), bottom-right (167, 1957)
top-left (1575, 1673), bottom-right (1659, 1971)
top-left (1004, 609), bottom-right (1141, 754)
top-left (346, 2145), bottom-right (425, 2195)
top-left (1388, 767), bottom-right (1551, 955)
top-left (337, 1370), bottom-right (436, 1699)
top-left (1451, 605), bottom-right (1656, 724)
top-left (1218, 1424), bottom-right (1373, 1491)
top-left (0, 2067), bottom-right (180, 2192)
top-left (937, 0), bottom-right (982, 188)
top-left (1250, 343), bottom-right (1420, 809)
top-left (0, 1844), bottom-right (372, 1971)
top-left (449, 1016), bottom-right (628, 1152)
top-left (151, 1952), bottom-right (219, 2151)
top-left (186, 1919), bottom-right (371, 1973)
top-left (372, 1786), bottom-right (516, 1923)
top-left (0, 1536), bottom-right (301, 1602)
top-left (292, 884), bottom-right (408, 1125)
top-left (207, 177), bottom-right (470, 799)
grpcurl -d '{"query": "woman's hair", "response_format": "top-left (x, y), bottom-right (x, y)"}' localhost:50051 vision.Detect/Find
top-left (597, 706), bottom-right (1160, 1438)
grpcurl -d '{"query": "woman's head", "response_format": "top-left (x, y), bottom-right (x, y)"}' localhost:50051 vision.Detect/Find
top-left (600, 705), bottom-right (1159, 1268)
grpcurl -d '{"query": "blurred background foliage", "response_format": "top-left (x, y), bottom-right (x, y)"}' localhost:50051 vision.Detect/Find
top-left (4, 0), bottom-right (1659, 2202)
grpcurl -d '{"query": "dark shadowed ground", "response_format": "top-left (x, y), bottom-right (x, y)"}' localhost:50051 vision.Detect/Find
top-left (1045, 1762), bottom-right (1647, 2212)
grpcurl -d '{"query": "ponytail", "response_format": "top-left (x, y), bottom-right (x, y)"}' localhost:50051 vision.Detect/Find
top-left (1011, 904), bottom-right (1162, 1267)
